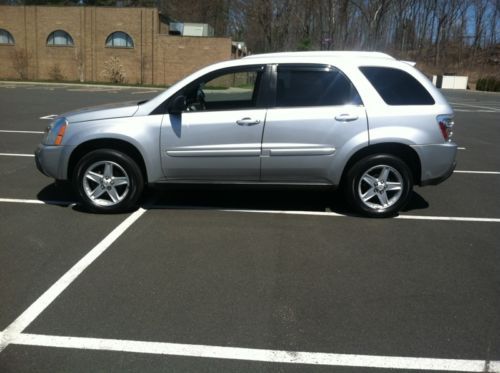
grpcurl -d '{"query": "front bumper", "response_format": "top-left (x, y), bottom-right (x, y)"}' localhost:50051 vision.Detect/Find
top-left (34, 144), bottom-right (73, 180)
top-left (412, 142), bottom-right (458, 186)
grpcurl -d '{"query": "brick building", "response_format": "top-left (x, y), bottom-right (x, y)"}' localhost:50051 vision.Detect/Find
top-left (0, 5), bottom-right (232, 85)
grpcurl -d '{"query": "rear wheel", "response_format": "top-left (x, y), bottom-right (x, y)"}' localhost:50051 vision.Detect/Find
top-left (344, 154), bottom-right (413, 217)
top-left (73, 149), bottom-right (144, 213)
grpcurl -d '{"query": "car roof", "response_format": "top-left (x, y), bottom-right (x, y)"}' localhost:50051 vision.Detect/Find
top-left (137, 51), bottom-right (424, 115)
top-left (214, 51), bottom-right (401, 69)
top-left (244, 51), bottom-right (395, 61)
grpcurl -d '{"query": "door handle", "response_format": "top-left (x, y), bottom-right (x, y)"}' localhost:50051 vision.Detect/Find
top-left (334, 113), bottom-right (358, 122)
top-left (236, 117), bottom-right (261, 126)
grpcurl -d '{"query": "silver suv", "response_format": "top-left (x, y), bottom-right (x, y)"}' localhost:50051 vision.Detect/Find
top-left (35, 51), bottom-right (457, 217)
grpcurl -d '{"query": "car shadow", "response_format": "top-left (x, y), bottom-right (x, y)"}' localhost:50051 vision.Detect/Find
top-left (401, 191), bottom-right (430, 212)
top-left (36, 183), bottom-right (430, 216)
top-left (146, 185), bottom-right (345, 212)
top-left (36, 181), bottom-right (77, 206)
top-left (145, 185), bottom-right (430, 217)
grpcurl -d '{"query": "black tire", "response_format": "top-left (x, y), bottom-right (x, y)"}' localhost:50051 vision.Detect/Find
top-left (343, 154), bottom-right (413, 218)
top-left (73, 149), bottom-right (144, 213)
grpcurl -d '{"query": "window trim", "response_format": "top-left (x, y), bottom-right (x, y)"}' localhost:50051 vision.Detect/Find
top-left (151, 64), bottom-right (271, 115)
top-left (271, 63), bottom-right (363, 109)
top-left (46, 30), bottom-right (74, 47)
top-left (0, 28), bottom-right (15, 45)
top-left (105, 31), bottom-right (134, 49)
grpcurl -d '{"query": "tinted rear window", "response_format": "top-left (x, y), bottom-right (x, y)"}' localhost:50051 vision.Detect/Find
top-left (277, 66), bottom-right (362, 107)
top-left (360, 66), bottom-right (435, 105)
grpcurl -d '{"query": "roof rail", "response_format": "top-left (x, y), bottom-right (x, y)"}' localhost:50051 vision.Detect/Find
top-left (244, 51), bottom-right (395, 60)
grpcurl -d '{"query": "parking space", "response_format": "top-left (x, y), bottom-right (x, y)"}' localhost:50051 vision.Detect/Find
top-left (452, 113), bottom-right (500, 172)
top-left (0, 203), bottom-right (127, 330)
top-left (0, 83), bottom-right (499, 372)
top-left (23, 210), bottom-right (500, 359)
top-left (409, 173), bottom-right (500, 218)
top-left (0, 83), bottom-right (162, 132)
top-left (0, 157), bottom-right (75, 202)
top-left (2, 345), bottom-right (455, 373)
top-left (0, 132), bottom-right (43, 154)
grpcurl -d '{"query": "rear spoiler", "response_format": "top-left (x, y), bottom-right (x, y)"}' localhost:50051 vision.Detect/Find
top-left (401, 60), bottom-right (416, 66)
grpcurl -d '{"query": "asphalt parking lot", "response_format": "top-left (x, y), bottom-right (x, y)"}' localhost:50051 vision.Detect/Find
top-left (0, 82), bottom-right (499, 372)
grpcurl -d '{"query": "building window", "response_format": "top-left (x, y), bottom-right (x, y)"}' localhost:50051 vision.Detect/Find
top-left (105, 31), bottom-right (134, 48)
top-left (47, 30), bottom-right (74, 46)
top-left (0, 29), bottom-right (15, 45)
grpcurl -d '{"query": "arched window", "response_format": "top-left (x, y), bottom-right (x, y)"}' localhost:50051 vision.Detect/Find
top-left (105, 31), bottom-right (134, 48)
top-left (47, 30), bottom-right (74, 46)
top-left (0, 29), bottom-right (15, 45)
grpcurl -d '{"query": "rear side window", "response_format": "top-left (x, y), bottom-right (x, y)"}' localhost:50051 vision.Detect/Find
top-left (276, 65), bottom-right (362, 107)
top-left (360, 66), bottom-right (435, 105)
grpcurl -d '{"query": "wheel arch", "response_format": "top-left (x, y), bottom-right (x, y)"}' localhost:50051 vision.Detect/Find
top-left (340, 142), bottom-right (421, 186)
top-left (68, 138), bottom-right (148, 183)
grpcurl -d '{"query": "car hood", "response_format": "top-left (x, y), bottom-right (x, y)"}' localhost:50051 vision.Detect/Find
top-left (64, 101), bottom-right (140, 123)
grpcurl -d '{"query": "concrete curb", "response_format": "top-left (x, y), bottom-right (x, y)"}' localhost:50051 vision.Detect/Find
top-left (0, 81), bottom-right (164, 90)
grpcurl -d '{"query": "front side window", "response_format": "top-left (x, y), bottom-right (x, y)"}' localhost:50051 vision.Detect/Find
top-left (106, 31), bottom-right (134, 48)
top-left (182, 66), bottom-right (264, 112)
top-left (47, 30), bottom-right (74, 46)
top-left (276, 65), bottom-right (362, 107)
top-left (0, 29), bottom-right (15, 45)
top-left (360, 66), bottom-right (435, 105)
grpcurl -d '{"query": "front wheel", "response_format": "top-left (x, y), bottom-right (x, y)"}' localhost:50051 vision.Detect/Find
top-left (344, 154), bottom-right (413, 218)
top-left (73, 149), bottom-right (144, 213)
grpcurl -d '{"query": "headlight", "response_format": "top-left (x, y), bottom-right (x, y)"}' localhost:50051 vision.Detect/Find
top-left (43, 117), bottom-right (68, 145)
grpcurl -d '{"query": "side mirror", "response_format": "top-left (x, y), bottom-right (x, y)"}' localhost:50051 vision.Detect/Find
top-left (168, 95), bottom-right (186, 115)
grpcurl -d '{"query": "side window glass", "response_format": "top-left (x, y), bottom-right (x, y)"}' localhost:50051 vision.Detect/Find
top-left (276, 66), bottom-right (362, 107)
top-left (185, 68), bottom-right (263, 112)
top-left (359, 66), bottom-right (435, 105)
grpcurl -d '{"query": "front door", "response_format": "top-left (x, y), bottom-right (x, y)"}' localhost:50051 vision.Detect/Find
top-left (161, 65), bottom-right (267, 181)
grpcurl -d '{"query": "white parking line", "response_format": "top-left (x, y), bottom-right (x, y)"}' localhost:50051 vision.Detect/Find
top-left (0, 208), bottom-right (147, 352)
top-left (0, 198), bottom-right (74, 206)
top-left (0, 130), bottom-right (44, 134)
top-left (131, 90), bottom-right (161, 94)
top-left (40, 114), bottom-right (58, 120)
top-left (454, 109), bottom-right (496, 113)
top-left (66, 88), bottom-right (118, 93)
top-left (6, 333), bottom-right (497, 372)
top-left (1, 198), bottom-right (499, 223)
top-left (450, 102), bottom-right (500, 111)
top-left (26, 87), bottom-right (55, 91)
top-left (454, 170), bottom-right (500, 175)
top-left (0, 153), bottom-right (34, 157)
top-left (458, 147), bottom-right (466, 150)
top-left (218, 208), bottom-right (500, 223)
top-left (395, 214), bottom-right (500, 223)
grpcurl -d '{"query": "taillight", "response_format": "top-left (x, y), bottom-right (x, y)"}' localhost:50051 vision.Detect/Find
top-left (437, 115), bottom-right (454, 141)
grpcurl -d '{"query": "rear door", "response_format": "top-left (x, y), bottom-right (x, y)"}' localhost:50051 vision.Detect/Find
top-left (261, 64), bottom-right (368, 183)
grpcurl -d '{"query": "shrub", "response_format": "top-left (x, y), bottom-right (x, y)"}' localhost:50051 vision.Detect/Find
top-left (495, 79), bottom-right (500, 92)
top-left (48, 64), bottom-right (64, 81)
top-left (11, 49), bottom-right (29, 80)
top-left (476, 78), bottom-right (484, 91)
top-left (476, 76), bottom-right (500, 92)
top-left (101, 57), bottom-right (127, 84)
